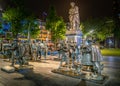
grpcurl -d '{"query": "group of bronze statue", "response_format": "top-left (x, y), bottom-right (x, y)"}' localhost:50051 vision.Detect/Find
top-left (0, 39), bottom-right (104, 80)
top-left (57, 40), bottom-right (104, 80)
top-left (0, 40), bottom-right (47, 66)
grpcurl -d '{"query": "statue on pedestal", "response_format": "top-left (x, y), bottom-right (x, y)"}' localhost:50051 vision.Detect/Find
top-left (52, 2), bottom-right (106, 82)
top-left (69, 2), bottom-right (80, 30)
top-left (66, 2), bottom-right (82, 46)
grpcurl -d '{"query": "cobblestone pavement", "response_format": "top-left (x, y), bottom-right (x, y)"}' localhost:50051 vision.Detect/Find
top-left (0, 55), bottom-right (120, 86)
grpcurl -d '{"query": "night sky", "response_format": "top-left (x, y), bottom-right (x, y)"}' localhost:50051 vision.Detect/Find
top-left (0, 0), bottom-right (118, 22)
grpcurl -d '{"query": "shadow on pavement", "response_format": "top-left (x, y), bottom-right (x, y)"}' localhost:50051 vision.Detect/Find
top-left (17, 69), bottom-right (62, 86)
top-left (76, 79), bottom-right (87, 86)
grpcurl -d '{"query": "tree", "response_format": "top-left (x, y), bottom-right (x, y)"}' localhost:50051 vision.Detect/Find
top-left (112, 0), bottom-right (120, 48)
top-left (22, 16), bottom-right (40, 41)
top-left (51, 17), bottom-right (66, 42)
top-left (2, 7), bottom-right (25, 39)
top-left (2, 0), bottom-right (40, 41)
top-left (46, 6), bottom-right (66, 43)
top-left (81, 17), bottom-right (115, 42)
top-left (0, 22), bottom-right (3, 35)
top-left (0, 22), bottom-right (2, 29)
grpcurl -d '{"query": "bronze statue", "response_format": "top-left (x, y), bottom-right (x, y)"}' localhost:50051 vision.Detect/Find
top-left (69, 2), bottom-right (80, 30)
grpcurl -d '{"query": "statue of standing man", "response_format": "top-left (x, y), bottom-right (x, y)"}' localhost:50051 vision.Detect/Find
top-left (69, 2), bottom-right (80, 30)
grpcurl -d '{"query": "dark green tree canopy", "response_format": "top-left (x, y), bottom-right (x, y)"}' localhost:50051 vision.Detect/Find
top-left (2, 7), bottom-right (25, 37)
top-left (22, 16), bottom-right (40, 39)
top-left (46, 6), bottom-right (66, 42)
top-left (2, 0), bottom-right (40, 39)
top-left (81, 17), bottom-right (115, 41)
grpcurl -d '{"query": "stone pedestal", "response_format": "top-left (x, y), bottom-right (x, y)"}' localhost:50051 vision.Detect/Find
top-left (14, 65), bottom-right (33, 70)
top-left (66, 29), bottom-right (82, 46)
top-left (52, 68), bottom-right (108, 85)
top-left (1, 64), bottom-right (33, 73)
top-left (1, 65), bottom-right (15, 73)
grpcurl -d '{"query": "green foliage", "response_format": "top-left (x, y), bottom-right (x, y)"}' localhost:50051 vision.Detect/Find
top-left (2, 0), bottom-right (38, 39)
top-left (51, 17), bottom-right (66, 42)
top-left (22, 16), bottom-right (40, 39)
top-left (2, 7), bottom-right (25, 21)
top-left (81, 17), bottom-right (115, 41)
top-left (46, 6), bottom-right (66, 42)
top-left (10, 0), bottom-right (25, 6)
top-left (2, 7), bottom-right (25, 37)
top-left (0, 22), bottom-right (2, 35)
top-left (0, 22), bottom-right (2, 29)
top-left (113, 20), bottom-right (120, 39)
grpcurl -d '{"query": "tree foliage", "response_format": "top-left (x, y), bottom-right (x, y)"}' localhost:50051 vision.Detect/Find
top-left (2, 0), bottom-right (40, 39)
top-left (46, 6), bottom-right (66, 42)
top-left (81, 17), bottom-right (115, 41)
top-left (2, 7), bottom-right (25, 37)
top-left (22, 16), bottom-right (40, 39)
top-left (0, 22), bottom-right (2, 29)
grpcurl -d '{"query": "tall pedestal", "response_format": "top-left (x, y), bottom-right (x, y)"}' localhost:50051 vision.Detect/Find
top-left (66, 29), bottom-right (82, 46)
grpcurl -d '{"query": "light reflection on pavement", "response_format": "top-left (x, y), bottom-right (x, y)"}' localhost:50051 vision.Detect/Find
top-left (102, 56), bottom-right (120, 86)
top-left (0, 56), bottom-right (120, 86)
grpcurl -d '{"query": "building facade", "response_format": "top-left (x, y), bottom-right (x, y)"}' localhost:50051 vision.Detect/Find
top-left (36, 20), bottom-right (51, 42)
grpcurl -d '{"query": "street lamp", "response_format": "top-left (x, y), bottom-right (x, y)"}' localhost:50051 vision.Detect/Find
top-left (84, 30), bottom-right (94, 39)
top-left (105, 20), bottom-right (113, 23)
top-left (89, 30), bottom-right (94, 34)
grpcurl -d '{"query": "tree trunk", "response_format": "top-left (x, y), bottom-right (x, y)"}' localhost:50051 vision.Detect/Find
top-left (104, 39), bottom-right (107, 48)
top-left (118, 38), bottom-right (120, 48)
top-left (114, 38), bottom-right (118, 48)
top-left (54, 39), bottom-right (59, 51)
